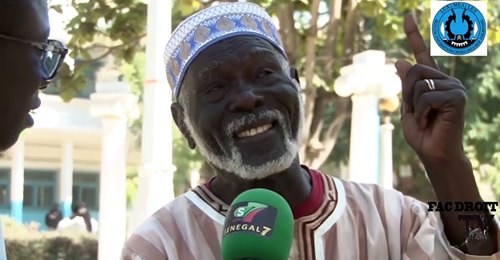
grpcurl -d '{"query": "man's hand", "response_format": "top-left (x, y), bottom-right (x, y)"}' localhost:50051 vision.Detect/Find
top-left (394, 14), bottom-right (498, 255)
top-left (395, 14), bottom-right (467, 161)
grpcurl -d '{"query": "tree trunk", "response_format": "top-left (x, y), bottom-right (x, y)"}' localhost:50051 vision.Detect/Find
top-left (276, 3), bottom-right (300, 65)
top-left (299, 0), bottom-right (321, 162)
top-left (343, 0), bottom-right (360, 61)
top-left (300, 0), bottom-right (356, 169)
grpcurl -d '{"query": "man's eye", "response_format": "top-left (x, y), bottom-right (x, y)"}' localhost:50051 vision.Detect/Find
top-left (206, 84), bottom-right (225, 93)
top-left (257, 69), bottom-right (273, 78)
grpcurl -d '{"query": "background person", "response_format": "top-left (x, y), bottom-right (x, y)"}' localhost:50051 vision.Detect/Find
top-left (45, 203), bottom-right (63, 230)
top-left (57, 202), bottom-right (98, 233)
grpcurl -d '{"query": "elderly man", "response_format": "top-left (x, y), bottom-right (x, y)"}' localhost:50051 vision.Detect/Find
top-left (122, 2), bottom-right (499, 259)
top-left (0, 0), bottom-right (67, 152)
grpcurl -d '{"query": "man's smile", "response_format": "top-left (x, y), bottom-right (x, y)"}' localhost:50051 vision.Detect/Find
top-left (236, 123), bottom-right (272, 138)
top-left (234, 121), bottom-right (277, 139)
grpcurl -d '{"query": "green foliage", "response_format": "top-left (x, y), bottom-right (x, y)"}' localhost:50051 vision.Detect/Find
top-left (49, 0), bottom-right (147, 99)
top-left (172, 126), bottom-right (203, 196)
top-left (126, 173), bottom-right (139, 208)
top-left (2, 216), bottom-right (98, 260)
top-left (6, 235), bottom-right (98, 260)
top-left (121, 52), bottom-right (146, 147)
top-left (121, 52), bottom-right (146, 102)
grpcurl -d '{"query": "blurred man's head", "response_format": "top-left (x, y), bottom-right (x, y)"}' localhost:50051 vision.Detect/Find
top-left (72, 202), bottom-right (89, 216)
top-left (166, 3), bottom-right (305, 181)
top-left (0, 0), bottom-right (66, 151)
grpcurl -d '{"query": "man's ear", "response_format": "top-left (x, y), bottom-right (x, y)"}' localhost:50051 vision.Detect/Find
top-left (290, 67), bottom-right (300, 84)
top-left (171, 103), bottom-right (196, 149)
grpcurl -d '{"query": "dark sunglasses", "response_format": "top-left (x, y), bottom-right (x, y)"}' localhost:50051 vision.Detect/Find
top-left (0, 33), bottom-right (68, 83)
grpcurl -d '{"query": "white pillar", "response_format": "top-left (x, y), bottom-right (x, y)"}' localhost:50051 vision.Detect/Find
top-left (334, 50), bottom-right (401, 185)
top-left (0, 220), bottom-right (6, 260)
top-left (10, 138), bottom-right (24, 223)
top-left (59, 140), bottom-right (74, 217)
top-left (380, 120), bottom-right (395, 189)
top-left (90, 82), bottom-right (136, 260)
top-left (349, 94), bottom-right (380, 184)
top-left (130, 0), bottom-right (175, 234)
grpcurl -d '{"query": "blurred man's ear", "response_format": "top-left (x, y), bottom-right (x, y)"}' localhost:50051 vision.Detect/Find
top-left (171, 103), bottom-right (196, 149)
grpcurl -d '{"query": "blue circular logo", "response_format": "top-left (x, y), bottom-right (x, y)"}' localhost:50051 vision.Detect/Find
top-left (432, 2), bottom-right (486, 55)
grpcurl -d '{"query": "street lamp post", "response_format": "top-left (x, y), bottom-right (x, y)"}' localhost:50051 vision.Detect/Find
top-left (379, 96), bottom-right (400, 189)
top-left (130, 0), bottom-right (175, 235)
top-left (334, 50), bottom-right (401, 185)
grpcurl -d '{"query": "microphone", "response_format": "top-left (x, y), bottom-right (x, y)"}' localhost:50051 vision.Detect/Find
top-left (221, 188), bottom-right (294, 260)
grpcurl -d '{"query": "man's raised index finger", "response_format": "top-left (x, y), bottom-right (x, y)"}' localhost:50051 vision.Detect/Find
top-left (404, 13), bottom-right (439, 70)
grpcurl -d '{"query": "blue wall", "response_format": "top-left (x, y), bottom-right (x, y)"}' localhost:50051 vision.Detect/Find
top-left (0, 168), bottom-right (100, 231)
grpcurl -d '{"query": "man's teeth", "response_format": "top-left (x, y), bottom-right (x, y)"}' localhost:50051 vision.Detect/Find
top-left (237, 124), bottom-right (272, 138)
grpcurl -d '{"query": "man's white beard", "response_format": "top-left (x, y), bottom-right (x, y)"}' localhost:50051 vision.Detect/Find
top-left (183, 92), bottom-right (305, 180)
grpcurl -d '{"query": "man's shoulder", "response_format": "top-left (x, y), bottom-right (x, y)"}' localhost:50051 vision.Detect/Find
top-left (123, 192), bottom-right (194, 256)
top-left (129, 187), bottom-right (215, 237)
top-left (310, 168), bottom-right (424, 209)
top-left (124, 188), bottom-right (223, 260)
top-left (311, 169), bottom-right (401, 196)
top-left (135, 191), bottom-right (193, 227)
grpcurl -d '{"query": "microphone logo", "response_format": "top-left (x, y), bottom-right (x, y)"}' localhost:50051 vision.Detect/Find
top-left (223, 202), bottom-right (278, 239)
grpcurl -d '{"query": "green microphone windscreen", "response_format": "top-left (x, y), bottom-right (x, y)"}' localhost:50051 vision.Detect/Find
top-left (221, 188), bottom-right (294, 260)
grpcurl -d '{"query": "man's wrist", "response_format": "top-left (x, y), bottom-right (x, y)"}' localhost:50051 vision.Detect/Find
top-left (419, 152), bottom-right (470, 172)
top-left (421, 153), bottom-right (479, 201)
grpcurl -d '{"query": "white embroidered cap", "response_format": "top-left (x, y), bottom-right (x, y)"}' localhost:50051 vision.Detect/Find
top-left (163, 2), bottom-right (287, 98)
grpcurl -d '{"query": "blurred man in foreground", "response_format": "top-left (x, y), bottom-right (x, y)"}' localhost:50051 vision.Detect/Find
top-left (0, 0), bottom-right (67, 152)
top-left (0, 1), bottom-right (67, 259)
top-left (123, 2), bottom-right (499, 259)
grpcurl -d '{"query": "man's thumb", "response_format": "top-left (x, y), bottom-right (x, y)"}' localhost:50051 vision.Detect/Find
top-left (395, 59), bottom-right (412, 80)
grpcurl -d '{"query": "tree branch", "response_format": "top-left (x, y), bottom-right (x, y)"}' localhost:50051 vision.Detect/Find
top-left (304, 0), bottom-right (321, 90)
top-left (82, 33), bottom-right (146, 51)
top-left (310, 97), bottom-right (349, 168)
top-left (308, 89), bottom-right (336, 141)
top-left (323, 98), bottom-right (349, 139)
top-left (323, 0), bottom-right (342, 82)
top-left (78, 33), bottom-right (146, 64)
top-left (343, 0), bottom-right (360, 64)
top-left (276, 3), bottom-right (299, 65)
top-left (300, 0), bottom-right (321, 159)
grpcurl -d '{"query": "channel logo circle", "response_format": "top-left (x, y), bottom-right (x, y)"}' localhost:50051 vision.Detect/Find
top-left (432, 2), bottom-right (486, 55)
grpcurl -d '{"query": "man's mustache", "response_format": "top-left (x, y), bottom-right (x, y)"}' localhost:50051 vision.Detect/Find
top-left (224, 110), bottom-right (284, 137)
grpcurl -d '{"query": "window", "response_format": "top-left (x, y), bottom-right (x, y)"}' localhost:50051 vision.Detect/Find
top-left (23, 170), bottom-right (56, 209)
top-left (23, 185), bottom-right (35, 207)
top-left (37, 185), bottom-right (55, 208)
top-left (72, 172), bottom-right (99, 210)
top-left (0, 184), bottom-right (8, 206)
top-left (0, 169), bottom-right (9, 208)
top-left (81, 187), bottom-right (97, 208)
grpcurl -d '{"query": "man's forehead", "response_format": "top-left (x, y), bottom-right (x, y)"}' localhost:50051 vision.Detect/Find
top-left (193, 40), bottom-right (282, 80)
top-left (0, 0), bottom-right (49, 38)
top-left (0, 0), bottom-right (48, 16)
top-left (163, 2), bottom-right (287, 99)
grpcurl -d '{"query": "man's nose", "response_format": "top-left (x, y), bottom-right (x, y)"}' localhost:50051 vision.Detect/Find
top-left (228, 88), bottom-right (264, 112)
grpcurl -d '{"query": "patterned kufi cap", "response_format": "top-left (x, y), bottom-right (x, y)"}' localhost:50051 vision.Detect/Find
top-left (163, 2), bottom-right (287, 98)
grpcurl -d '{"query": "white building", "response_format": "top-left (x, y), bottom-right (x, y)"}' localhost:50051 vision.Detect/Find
top-left (0, 92), bottom-right (140, 230)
